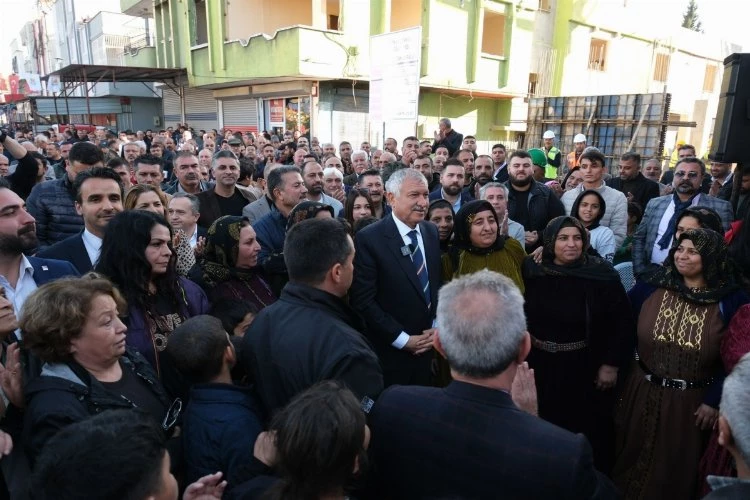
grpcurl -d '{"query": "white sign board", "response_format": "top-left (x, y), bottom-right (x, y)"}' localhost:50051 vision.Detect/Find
top-left (369, 27), bottom-right (422, 124)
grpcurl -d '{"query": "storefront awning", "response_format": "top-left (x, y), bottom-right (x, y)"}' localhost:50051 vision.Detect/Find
top-left (45, 64), bottom-right (187, 84)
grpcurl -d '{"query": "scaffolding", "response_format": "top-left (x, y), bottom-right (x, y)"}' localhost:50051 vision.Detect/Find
top-left (526, 93), bottom-right (696, 171)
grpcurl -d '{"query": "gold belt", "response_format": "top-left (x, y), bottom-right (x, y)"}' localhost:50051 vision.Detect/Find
top-left (531, 335), bottom-right (587, 353)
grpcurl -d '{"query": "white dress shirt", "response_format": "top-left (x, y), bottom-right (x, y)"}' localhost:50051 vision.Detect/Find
top-left (651, 194), bottom-right (704, 265)
top-left (0, 255), bottom-right (38, 340)
top-left (81, 229), bottom-right (103, 266)
top-left (391, 213), bottom-right (430, 350)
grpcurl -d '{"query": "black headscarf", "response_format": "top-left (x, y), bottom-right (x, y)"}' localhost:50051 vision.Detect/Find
top-left (285, 201), bottom-right (335, 232)
top-left (571, 189), bottom-right (606, 230)
top-left (523, 215), bottom-right (619, 281)
top-left (452, 200), bottom-right (507, 255)
top-left (644, 228), bottom-right (740, 304)
top-left (675, 206), bottom-right (723, 238)
top-left (202, 216), bottom-right (256, 287)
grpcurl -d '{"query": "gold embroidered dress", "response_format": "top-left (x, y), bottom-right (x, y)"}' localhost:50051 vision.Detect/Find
top-left (612, 229), bottom-right (736, 500)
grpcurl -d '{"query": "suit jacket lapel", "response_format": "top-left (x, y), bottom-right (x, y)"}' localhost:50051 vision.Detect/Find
top-left (73, 235), bottom-right (93, 272)
top-left (383, 216), bottom-right (427, 302)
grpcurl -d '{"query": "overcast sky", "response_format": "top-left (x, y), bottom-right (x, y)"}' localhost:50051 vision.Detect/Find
top-left (0, 0), bottom-right (747, 75)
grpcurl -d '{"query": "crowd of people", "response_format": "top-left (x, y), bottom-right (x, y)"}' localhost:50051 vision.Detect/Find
top-left (0, 118), bottom-right (748, 499)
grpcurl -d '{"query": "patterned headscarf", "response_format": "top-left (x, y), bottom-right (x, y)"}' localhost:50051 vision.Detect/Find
top-left (675, 206), bottom-right (723, 239)
top-left (452, 200), bottom-right (507, 255)
top-left (523, 215), bottom-right (619, 282)
top-left (645, 228), bottom-right (741, 304)
top-left (201, 216), bottom-right (255, 288)
top-left (285, 201), bottom-right (335, 232)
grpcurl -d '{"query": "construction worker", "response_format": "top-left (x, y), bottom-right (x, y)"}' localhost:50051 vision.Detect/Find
top-left (668, 139), bottom-right (685, 170)
top-left (529, 148), bottom-right (552, 183)
top-left (566, 133), bottom-right (586, 170)
top-left (542, 130), bottom-right (561, 179)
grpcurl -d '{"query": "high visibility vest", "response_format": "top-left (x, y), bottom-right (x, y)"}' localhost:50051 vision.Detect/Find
top-left (567, 151), bottom-right (581, 169)
top-left (545, 147), bottom-right (560, 178)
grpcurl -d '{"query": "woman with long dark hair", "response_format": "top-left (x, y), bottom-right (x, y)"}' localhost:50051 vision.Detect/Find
top-left (343, 188), bottom-right (375, 230)
top-left (96, 211), bottom-right (209, 390)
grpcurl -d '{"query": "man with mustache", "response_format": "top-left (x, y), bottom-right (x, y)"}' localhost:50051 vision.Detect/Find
top-left (358, 170), bottom-right (391, 219)
top-left (302, 161), bottom-right (343, 215)
top-left (165, 151), bottom-right (211, 195)
top-left (632, 157), bottom-right (733, 277)
top-left (351, 168), bottom-right (441, 387)
top-left (37, 168), bottom-right (123, 273)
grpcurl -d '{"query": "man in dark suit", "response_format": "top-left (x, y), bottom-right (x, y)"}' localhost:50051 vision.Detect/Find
top-left (351, 168), bottom-right (441, 387)
top-left (369, 270), bottom-right (618, 499)
top-left (37, 168), bottom-right (123, 273)
top-left (431, 118), bottom-right (463, 157)
top-left (0, 177), bottom-right (79, 323)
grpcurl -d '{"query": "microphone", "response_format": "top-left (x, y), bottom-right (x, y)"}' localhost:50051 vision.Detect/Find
top-left (401, 245), bottom-right (411, 257)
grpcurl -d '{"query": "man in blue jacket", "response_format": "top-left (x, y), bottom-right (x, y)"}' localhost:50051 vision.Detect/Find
top-left (26, 142), bottom-right (104, 249)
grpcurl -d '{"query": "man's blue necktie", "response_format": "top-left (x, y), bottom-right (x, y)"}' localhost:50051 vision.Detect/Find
top-left (408, 230), bottom-right (431, 309)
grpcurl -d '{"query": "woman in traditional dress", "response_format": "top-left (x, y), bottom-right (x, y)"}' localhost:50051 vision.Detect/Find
top-left (441, 200), bottom-right (525, 292)
top-left (201, 215), bottom-right (276, 310)
top-left (613, 228), bottom-right (749, 499)
top-left (523, 215), bottom-right (635, 473)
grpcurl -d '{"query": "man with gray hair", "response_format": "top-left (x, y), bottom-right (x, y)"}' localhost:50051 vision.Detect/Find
top-left (704, 352), bottom-right (750, 497)
top-left (168, 192), bottom-right (205, 249)
top-left (322, 166), bottom-right (346, 203)
top-left (480, 181), bottom-right (525, 246)
top-left (351, 168), bottom-right (440, 387)
top-left (431, 117), bottom-right (463, 157)
top-left (369, 270), bottom-right (617, 499)
top-left (343, 149), bottom-right (368, 186)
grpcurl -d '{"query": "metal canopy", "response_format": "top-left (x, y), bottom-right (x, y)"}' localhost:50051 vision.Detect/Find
top-left (45, 64), bottom-right (186, 84)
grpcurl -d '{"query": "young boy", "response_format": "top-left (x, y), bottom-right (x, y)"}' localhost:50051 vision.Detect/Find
top-left (166, 315), bottom-right (263, 490)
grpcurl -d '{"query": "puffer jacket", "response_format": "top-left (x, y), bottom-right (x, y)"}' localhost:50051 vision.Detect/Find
top-left (23, 348), bottom-right (171, 467)
top-left (26, 176), bottom-right (83, 248)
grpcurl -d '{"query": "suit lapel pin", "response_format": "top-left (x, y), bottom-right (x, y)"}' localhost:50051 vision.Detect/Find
top-left (42, 266), bottom-right (48, 271)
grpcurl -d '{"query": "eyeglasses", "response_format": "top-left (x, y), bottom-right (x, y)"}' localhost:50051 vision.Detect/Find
top-left (162, 398), bottom-right (182, 431)
top-left (674, 171), bottom-right (700, 179)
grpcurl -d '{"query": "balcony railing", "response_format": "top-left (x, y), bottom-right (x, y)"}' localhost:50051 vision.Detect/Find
top-left (124, 32), bottom-right (155, 56)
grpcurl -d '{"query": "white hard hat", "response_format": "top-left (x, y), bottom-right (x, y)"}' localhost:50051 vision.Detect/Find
top-left (543, 130), bottom-right (555, 139)
top-left (573, 133), bottom-right (586, 143)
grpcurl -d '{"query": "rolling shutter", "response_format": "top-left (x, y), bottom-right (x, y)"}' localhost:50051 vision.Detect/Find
top-left (221, 97), bottom-right (259, 132)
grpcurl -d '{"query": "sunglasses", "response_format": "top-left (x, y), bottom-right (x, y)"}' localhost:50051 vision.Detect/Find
top-left (674, 171), bottom-right (700, 179)
top-left (162, 398), bottom-right (182, 431)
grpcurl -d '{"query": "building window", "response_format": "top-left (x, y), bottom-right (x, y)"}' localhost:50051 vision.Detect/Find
top-left (327, 0), bottom-right (340, 30)
top-left (703, 64), bottom-right (717, 92)
top-left (538, 0), bottom-right (551, 11)
top-left (588, 38), bottom-right (607, 71)
top-left (193, 0), bottom-right (208, 46)
top-left (528, 73), bottom-right (539, 96)
top-left (653, 52), bottom-right (670, 82)
top-left (481, 10), bottom-right (506, 57)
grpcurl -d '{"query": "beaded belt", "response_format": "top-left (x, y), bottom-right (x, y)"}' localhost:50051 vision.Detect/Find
top-left (531, 336), bottom-right (587, 353)
top-left (636, 352), bottom-right (714, 391)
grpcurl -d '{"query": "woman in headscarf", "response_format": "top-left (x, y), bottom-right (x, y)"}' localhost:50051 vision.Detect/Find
top-left (571, 189), bottom-right (616, 262)
top-left (522, 215), bottom-right (635, 474)
top-left (286, 200), bottom-right (335, 232)
top-left (613, 229), bottom-right (750, 499)
top-left (441, 200), bottom-right (525, 292)
top-left (256, 200), bottom-right (334, 297)
top-left (201, 215), bottom-right (276, 310)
